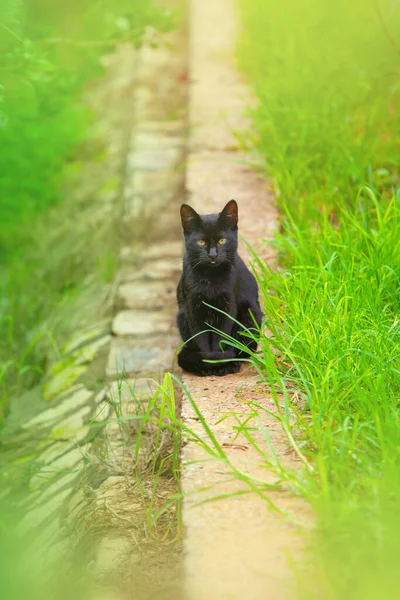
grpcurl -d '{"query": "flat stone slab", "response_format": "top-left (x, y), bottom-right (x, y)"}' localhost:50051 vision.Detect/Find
top-left (107, 378), bottom-right (161, 403)
top-left (62, 321), bottom-right (111, 355)
top-left (128, 169), bottom-right (181, 197)
top-left (123, 173), bottom-right (182, 220)
top-left (132, 131), bottom-right (184, 149)
top-left (134, 86), bottom-right (174, 122)
top-left (120, 241), bottom-right (182, 265)
top-left (31, 453), bottom-right (85, 488)
top-left (128, 146), bottom-right (181, 171)
top-left (42, 365), bottom-right (87, 402)
top-left (44, 445), bottom-right (88, 472)
top-left (139, 240), bottom-right (183, 261)
top-left (73, 335), bottom-right (112, 365)
top-left (111, 309), bottom-right (172, 337)
top-left (48, 406), bottom-right (92, 444)
top-left (135, 119), bottom-right (186, 135)
top-left (122, 258), bottom-right (181, 283)
top-left (117, 280), bottom-right (175, 310)
top-left (106, 336), bottom-right (176, 377)
top-left (134, 46), bottom-right (187, 121)
top-left (20, 470), bottom-right (81, 534)
top-left (23, 388), bottom-right (93, 429)
top-left (36, 440), bottom-right (80, 466)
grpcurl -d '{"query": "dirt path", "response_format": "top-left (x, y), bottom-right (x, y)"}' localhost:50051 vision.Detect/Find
top-left (180, 1), bottom-right (309, 598)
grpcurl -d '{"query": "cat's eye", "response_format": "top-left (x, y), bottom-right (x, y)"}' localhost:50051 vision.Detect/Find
top-left (218, 238), bottom-right (227, 245)
top-left (196, 239), bottom-right (206, 246)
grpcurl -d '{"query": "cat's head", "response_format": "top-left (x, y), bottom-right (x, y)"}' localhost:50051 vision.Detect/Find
top-left (180, 200), bottom-right (238, 269)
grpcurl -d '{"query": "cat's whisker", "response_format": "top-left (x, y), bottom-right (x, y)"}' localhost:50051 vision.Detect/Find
top-left (190, 257), bottom-right (207, 269)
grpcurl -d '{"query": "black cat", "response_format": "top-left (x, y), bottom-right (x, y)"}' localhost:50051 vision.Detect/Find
top-left (176, 199), bottom-right (262, 376)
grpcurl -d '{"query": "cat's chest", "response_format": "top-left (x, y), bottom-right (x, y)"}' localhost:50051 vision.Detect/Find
top-left (183, 270), bottom-right (238, 317)
top-left (189, 291), bottom-right (234, 324)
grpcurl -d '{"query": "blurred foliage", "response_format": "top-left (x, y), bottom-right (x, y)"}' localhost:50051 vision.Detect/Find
top-left (0, 0), bottom-right (174, 420)
top-left (239, 0), bottom-right (400, 219)
top-left (0, 0), bottom-right (173, 254)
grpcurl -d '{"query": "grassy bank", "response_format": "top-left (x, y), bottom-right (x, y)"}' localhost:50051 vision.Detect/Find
top-left (238, 1), bottom-right (400, 598)
top-left (0, 0), bottom-right (171, 247)
top-left (0, 1), bottom-right (173, 420)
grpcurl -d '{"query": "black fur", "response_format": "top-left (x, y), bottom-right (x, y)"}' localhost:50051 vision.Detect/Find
top-left (176, 200), bottom-right (262, 376)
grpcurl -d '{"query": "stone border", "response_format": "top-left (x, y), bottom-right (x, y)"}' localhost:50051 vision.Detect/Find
top-left (67, 31), bottom-right (190, 587)
top-left (0, 45), bottom-right (140, 567)
top-left (1, 27), bottom-right (189, 593)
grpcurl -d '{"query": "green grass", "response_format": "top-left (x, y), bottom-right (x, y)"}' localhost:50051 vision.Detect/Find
top-left (236, 0), bottom-right (400, 597)
top-left (239, 0), bottom-right (400, 216)
top-left (0, 0), bottom-right (174, 247)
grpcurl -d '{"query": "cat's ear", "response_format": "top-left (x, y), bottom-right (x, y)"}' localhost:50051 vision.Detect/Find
top-left (219, 199), bottom-right (238, 229)
top-left (180, 204), bottom-right (200, 233)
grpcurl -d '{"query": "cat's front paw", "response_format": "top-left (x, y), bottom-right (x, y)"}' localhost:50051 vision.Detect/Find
top-left (200, 362), bottom-right (241, 377)
top-left (215, 362), bottom-right (241, 376)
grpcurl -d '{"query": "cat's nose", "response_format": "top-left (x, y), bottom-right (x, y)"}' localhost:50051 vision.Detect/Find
top-left (209, 247), bottom-right (217, 259)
